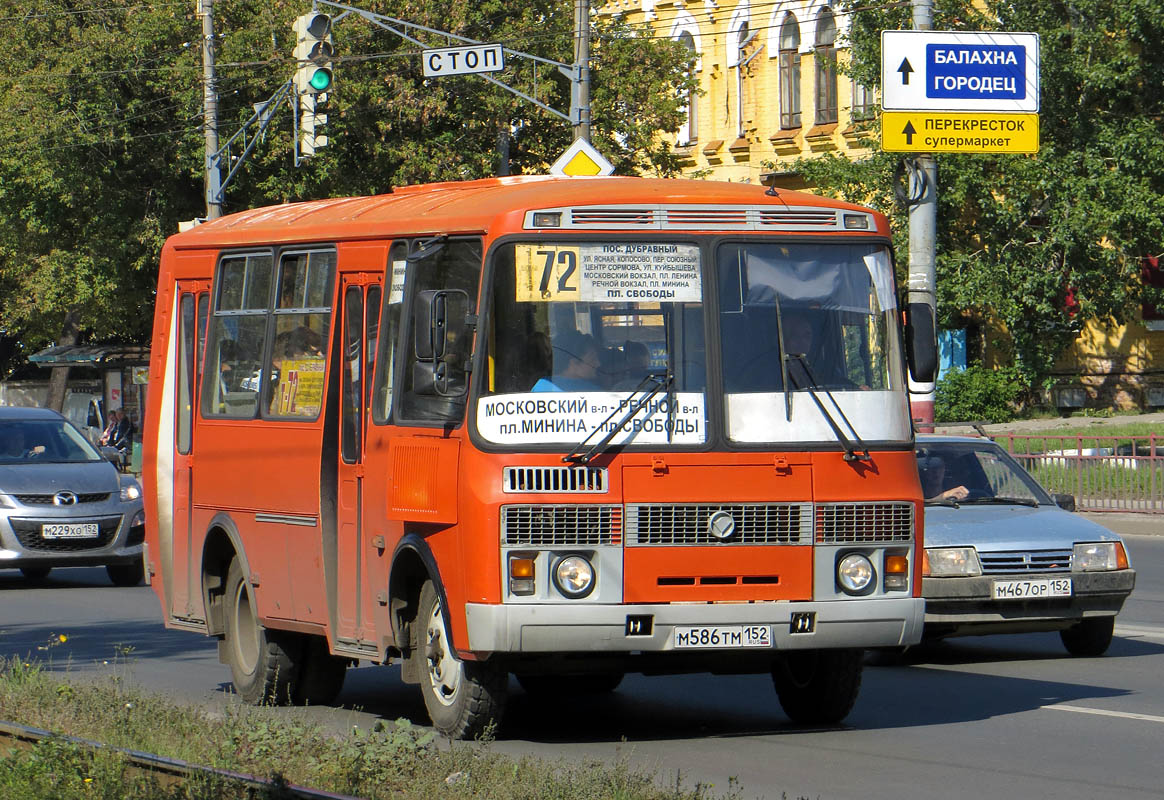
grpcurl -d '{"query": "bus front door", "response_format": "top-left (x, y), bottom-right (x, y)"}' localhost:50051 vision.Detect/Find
top-left (335, 275), bottom-right (383, 646)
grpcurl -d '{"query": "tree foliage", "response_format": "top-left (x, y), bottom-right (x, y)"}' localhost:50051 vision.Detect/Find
top-left (797, 0), bottom-right (1164, 388)
top-left (0, 0), bottom-right (695, 375)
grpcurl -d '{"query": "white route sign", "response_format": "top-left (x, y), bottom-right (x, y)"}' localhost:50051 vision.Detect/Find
top-left (881, 30), bottom-right (1039, 113)
top-left (422, 43), bottom-right (504, 77)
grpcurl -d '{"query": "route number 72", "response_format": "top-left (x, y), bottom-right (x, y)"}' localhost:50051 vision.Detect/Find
top-left (514, 245), bottom-right (581, 302)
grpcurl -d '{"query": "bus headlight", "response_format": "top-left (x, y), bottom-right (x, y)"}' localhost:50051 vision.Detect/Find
top-left (1074, 542), bottom-right (1119, 571)
top-left (552, 555), bottom-right (595, 599)
top-left (837, 553), bottom-right (875, 595)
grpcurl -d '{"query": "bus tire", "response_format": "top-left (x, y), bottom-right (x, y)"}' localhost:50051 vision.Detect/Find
top-left (516, 672), bottom-right (624, 696)
top-left (1060, 616), bottom-right (1115, 657)
top-left (772, 648), bottom-right (863, 725)
top-left (224, 558), bottom-right (298, 705)
top-left (418, 579), bottom-right (507, 739)
top-left (293, 635), bottom-right (348, 705)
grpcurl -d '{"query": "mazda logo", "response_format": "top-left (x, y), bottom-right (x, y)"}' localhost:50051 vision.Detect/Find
top-left (53, 491), bottom-right (78, 506)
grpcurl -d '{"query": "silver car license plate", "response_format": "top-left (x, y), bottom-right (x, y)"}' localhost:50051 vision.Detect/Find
top-left (42, 522), bottom-right (100, 539)
top-left (992, 577), bottom-right (1072, 600)
top-left (674, 625), bottom-right (772, 648)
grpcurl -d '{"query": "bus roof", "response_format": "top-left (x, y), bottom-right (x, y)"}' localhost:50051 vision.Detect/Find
top-left (168, 175), bottom-right (888, 249)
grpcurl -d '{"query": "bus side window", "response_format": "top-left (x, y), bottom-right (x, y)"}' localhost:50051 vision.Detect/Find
top-left (265, 250), bottom-right (335, 419)
top-left (201, 253), bottom-right (273, 418)
top-left (399, 238), bottom-right (482, 423)
top-left (371, 242), bottom-right (407, 424)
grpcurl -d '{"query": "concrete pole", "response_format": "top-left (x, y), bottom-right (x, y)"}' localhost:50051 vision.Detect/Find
top-left (571, 0), bottom-right (591, 142)
top-left (907, 0), bottom-right (937, 430)
top-left (200, 0), bottom-right (223, 220)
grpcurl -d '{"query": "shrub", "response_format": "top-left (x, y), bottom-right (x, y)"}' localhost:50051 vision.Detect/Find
top-left (935, 365), bottom-right (1025, 423)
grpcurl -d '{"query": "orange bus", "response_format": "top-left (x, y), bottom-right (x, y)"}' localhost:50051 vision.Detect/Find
top-left (143, 176), bottom-right (936, 738)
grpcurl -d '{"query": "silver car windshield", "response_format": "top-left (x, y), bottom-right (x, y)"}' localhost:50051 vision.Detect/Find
top-left (917, 441), bottom-right (1052, 505)
top-left (0, 420), bottom-right (103, 464)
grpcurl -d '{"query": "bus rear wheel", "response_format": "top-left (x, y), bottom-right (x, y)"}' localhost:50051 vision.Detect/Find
top-left (417, 580), bottom-right (507, 739)
top-left (772, 648), bottom-right (863, 725)
top-left (223, 558), bottom-right (298, 705)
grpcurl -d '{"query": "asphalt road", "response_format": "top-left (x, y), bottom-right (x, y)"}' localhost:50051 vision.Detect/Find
top-left (2, 533), bottom-right (1162, 800)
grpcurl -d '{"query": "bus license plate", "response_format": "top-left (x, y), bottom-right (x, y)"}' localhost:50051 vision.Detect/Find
top-left (42, 523), bottom-right (99, 539)
top-left (992, 578), bottom-right (1072, 600)
top-left (674, 625), bottom-right (771, 649)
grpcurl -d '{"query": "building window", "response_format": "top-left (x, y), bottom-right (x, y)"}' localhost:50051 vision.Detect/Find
top-left (1143, 255), bottom-right (1164, 327)
top-left (814, 7), bottom-right (838, 125)
top-left (676, 30), bottom-right (697, 146)
top-left (851, 80), bottom-right (874, 121)
top-left (779, 13), bottom-right (801, 129)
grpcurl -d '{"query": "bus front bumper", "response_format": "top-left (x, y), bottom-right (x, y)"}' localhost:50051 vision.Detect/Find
top-left (465, 597), bottom-right (924, 654)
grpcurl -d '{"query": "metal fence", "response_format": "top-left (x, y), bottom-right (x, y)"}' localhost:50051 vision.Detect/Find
top-left (996, 434), bottom-right (1164, 514)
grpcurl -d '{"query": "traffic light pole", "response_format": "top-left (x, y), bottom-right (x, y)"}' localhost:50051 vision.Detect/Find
top-left (571, 0), bottom-right (591, 142)
top-left (906, 0), bottom-right (937, 430)
top-left (199, 0), bottom-right (223, 220)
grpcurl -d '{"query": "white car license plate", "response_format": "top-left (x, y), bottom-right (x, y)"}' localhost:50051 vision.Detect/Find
top-left (674, 625), bottom-right (772, 649)
top-left (41, 522), bottom-right (100, 539)
top-left (992, 577), bottom-right (1072, 600)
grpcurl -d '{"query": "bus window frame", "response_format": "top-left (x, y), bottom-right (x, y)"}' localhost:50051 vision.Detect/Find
top-left (467, 231), bottom-right (907, 456)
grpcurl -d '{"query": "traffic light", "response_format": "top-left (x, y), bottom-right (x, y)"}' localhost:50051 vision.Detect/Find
top-left (292, 12), bottom-right (333, 157)
top-left (293, 12), bottom-right (333, 95)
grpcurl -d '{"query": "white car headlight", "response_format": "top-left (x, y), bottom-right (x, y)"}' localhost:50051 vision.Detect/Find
top-left (552, 555), bottom-right (595, 599)
top-left (1074, 542), bottom-right (1118, 571)
top-left (0, 494), bottom-right (14, 509)
top-left (924, 547), bottom-right (982, 577)
top-left (837, 553), bottom-right (875, 594)
top-left (120, 480), bottom-right (142, 502)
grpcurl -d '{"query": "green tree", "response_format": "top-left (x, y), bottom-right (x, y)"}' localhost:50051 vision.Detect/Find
top-left (0, 0), bottom-right (695, 379)
top-left (795, 0), bottom-right (1164, 391)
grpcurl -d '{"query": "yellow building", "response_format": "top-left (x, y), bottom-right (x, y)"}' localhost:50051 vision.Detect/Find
top-left (600, 1), bottom-right (1164, 411)
top-left (601, 0), bottom-right (876, 185)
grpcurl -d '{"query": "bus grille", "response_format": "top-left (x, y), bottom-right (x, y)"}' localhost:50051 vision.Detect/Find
top-left (501, 505), bottom-right (622, 547)
top-left (524, 205), bottom-right (857, 232)
top-left (815, 502), bottom-right (914, 544)
top-left (625, 503), bottom-right (812, 545)
top-left (502, 466), bottom-right (607, 494)
top-left (979, 549), bottom-right (1073, 574)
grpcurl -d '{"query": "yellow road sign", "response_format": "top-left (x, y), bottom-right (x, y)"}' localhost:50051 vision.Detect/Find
top-left (882, 111), bottom-right (1039, 153)
top-left (549, 138), bottom-right (614, 177)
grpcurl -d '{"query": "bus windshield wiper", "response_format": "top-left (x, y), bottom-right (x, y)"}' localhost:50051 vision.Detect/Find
top-left (961, 496), bottom-right (1039, 507)
top-left (563, 371), bottom-right (673, 465)
top-left (785, 354), bottom-right (871, 462)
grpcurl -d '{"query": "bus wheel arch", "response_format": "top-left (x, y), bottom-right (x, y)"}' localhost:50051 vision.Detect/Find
top-left (201, 515), bottom-right (249, 638)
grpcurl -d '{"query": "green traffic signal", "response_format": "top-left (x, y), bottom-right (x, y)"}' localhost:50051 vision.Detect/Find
top-left (309, 69), bottom-right (332, 92)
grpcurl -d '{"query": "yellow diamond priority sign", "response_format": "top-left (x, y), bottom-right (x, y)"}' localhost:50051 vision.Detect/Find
top-left (550, 138), bottom-right (614, 177)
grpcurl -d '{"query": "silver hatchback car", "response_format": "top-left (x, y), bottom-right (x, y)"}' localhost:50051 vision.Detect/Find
top-left (917, 434), bottom-right (1135, 656)
top-left (0, 406), bottom-right (146, 586)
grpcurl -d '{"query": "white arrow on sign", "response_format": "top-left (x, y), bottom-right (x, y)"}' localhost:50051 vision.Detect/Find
top-left (422, 43), bottom-right (505, 78)
top-left (882, 30), bottom-right (1039, 113)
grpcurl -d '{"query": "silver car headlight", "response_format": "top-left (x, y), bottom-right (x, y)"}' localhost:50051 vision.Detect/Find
top-left (1074, 542), bottom-right (1118, 571)
top-left (837, 553), bottom-right (875, 594)
top-left (924, 547), bottom-right (982, 577)
top-left (552, 555), bottom-right (595, 599)
top-left (0, 494), bottom-right (14, 509)
top-left (120, 479), bottom-right (142, 502)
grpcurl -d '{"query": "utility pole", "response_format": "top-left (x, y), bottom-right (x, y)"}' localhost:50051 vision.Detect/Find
top-left (571, 0), bottom-right (591, 142)
top-left (907, 0), bottom-right (937, 430)
top-left (200, 0), bottom-right (223, 220)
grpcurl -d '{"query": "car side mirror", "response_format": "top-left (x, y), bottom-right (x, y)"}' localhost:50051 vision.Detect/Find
top-left (100, 446), bottom-right (123, 470)
top-left (1053, 493), bottom-right (1076, 512)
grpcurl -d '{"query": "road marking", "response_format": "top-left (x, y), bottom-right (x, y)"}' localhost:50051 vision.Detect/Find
top-left (1047, 705), bottom-right (1164, 724)
top-left (1116, 623), bottom-right (1164, 641)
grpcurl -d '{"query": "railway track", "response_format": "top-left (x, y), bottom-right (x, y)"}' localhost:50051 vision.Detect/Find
top-left (0, 718), bottom-right (365, 799)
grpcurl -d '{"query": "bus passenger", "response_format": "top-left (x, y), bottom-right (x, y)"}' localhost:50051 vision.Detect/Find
top-left (532, 332), bottom-right (603, 392)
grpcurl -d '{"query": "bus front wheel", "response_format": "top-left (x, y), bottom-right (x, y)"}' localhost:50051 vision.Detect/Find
top-left (224, 558), bottom-right (298, 705)
top-left (417, 580), bottom-right (507, 739)
top-left (772, 648), bottom-right (863, 725)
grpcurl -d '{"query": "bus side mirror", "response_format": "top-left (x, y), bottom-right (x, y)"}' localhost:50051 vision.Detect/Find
top-left (413, 289), bottom-right (471, 396)
top-left (905, 302), bottom-right (937, 384)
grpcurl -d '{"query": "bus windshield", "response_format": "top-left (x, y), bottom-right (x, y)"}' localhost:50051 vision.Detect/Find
top-left (479, 241), bottom-right (707, 447)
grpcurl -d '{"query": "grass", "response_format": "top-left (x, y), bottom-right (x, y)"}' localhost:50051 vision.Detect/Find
top-left (0, 652), bottom-right (747, 800)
